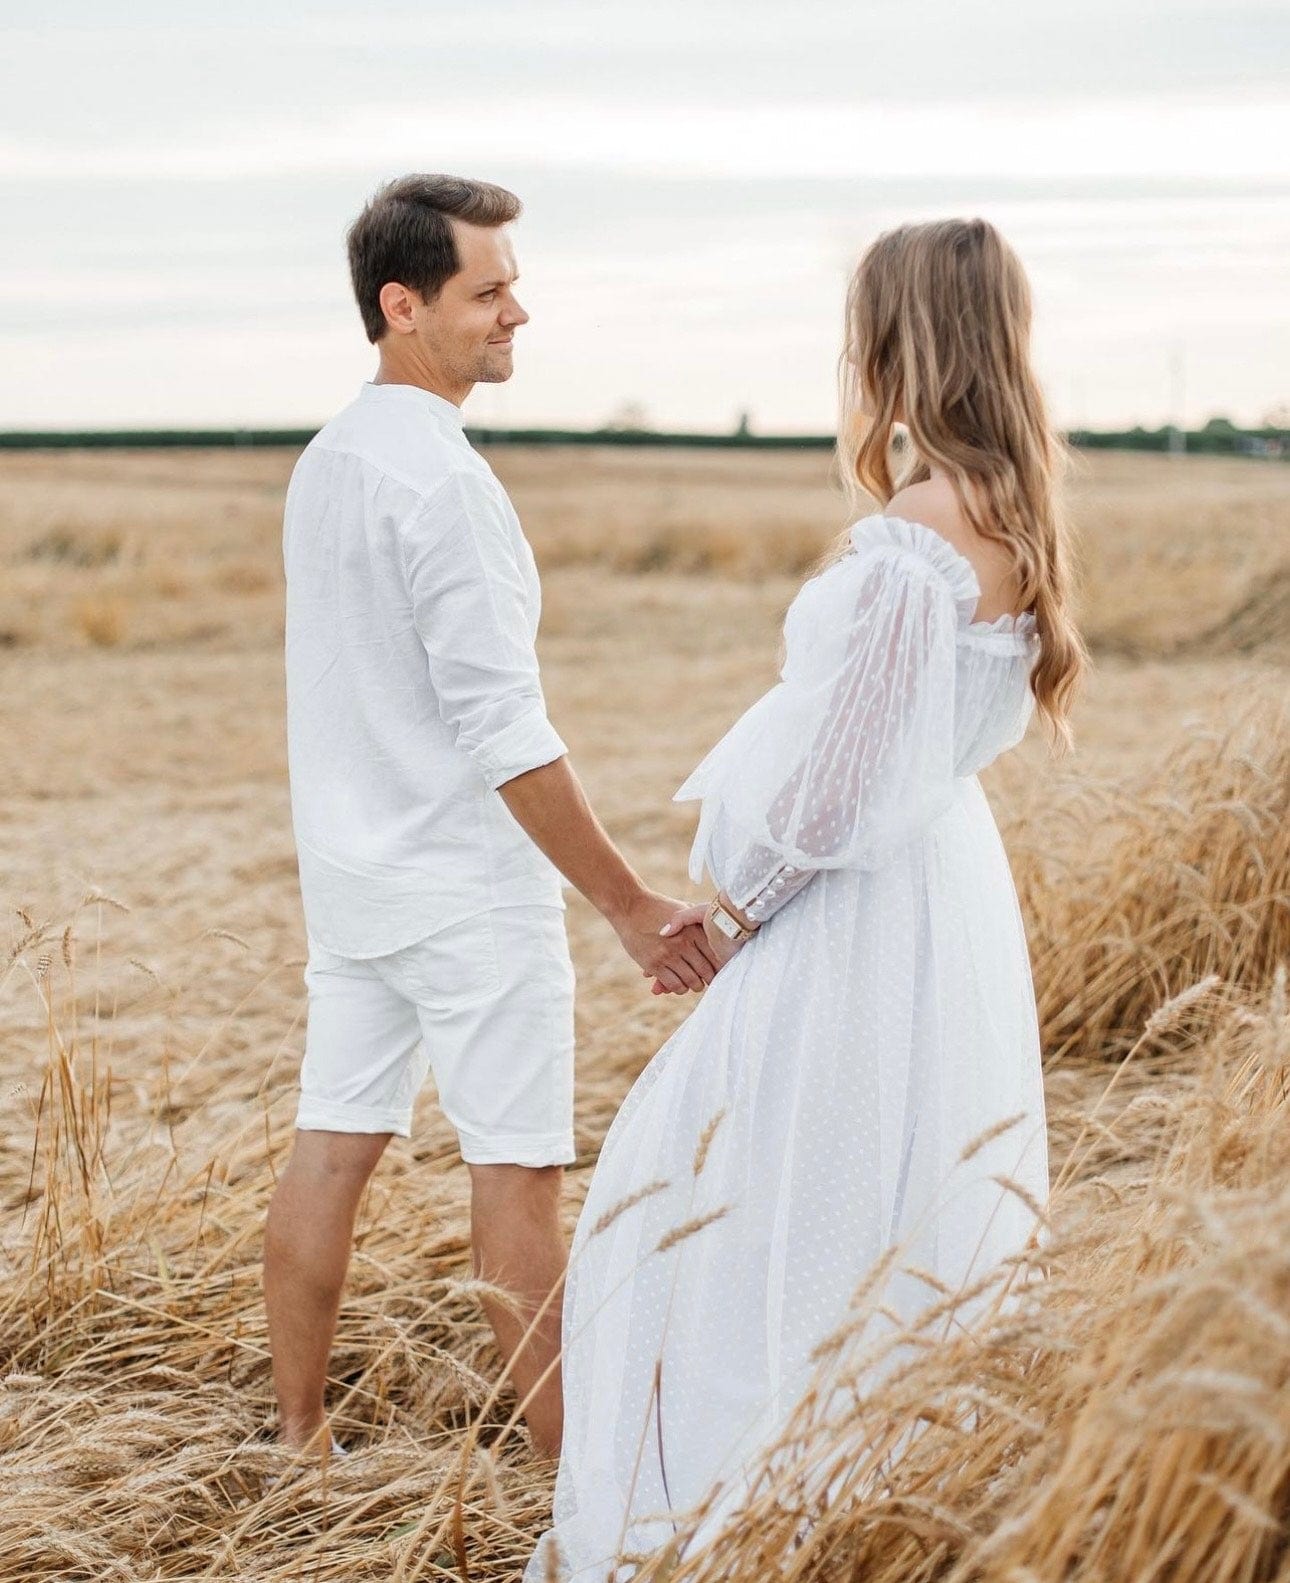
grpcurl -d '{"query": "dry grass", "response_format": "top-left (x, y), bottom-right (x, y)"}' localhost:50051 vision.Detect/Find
top-left (1016, 702), bottom-right (1290, 1064)
top-left (70, 595), bottom-right (128, 648)
top-left (0, 444), bottom-right (1287, 1580)
top-left (1, 445), bottom-right (1288, 657)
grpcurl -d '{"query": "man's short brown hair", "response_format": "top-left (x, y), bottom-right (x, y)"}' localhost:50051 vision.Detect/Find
top-left (345, 174), bottom-right (522, 344)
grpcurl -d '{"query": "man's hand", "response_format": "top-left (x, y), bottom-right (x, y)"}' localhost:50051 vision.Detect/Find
top-left (610, 891), bottom-right (721, 995)
top-left (495, 759), bottom-right (722, 996)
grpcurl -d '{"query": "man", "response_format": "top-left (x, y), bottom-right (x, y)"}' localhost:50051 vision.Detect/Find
top-left (264, 174), bottom-right (718, 1460)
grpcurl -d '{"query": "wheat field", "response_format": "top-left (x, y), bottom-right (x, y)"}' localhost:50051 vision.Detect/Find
top-left (1, 444), bottom-right (1288, 1581)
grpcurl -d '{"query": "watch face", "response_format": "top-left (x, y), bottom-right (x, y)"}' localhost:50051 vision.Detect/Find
top-left (712, 906), bottom-right (742, 940)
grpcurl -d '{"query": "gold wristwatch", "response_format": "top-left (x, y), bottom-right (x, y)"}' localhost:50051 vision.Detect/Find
top-left (707, 895), bottom-right (758, 944)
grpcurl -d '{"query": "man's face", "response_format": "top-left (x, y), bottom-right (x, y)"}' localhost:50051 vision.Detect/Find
top-left (412, 219), bottom-right (528, 387)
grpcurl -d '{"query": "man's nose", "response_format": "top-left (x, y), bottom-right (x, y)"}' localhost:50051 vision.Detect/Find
top-left (503, 295), bottom-right (530, 327)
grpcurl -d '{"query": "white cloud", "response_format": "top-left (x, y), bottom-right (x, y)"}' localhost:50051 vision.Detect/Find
top-left (2, 95), bottom-right (1287, 183)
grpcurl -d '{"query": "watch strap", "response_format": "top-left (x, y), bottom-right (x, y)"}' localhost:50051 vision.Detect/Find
top-left (708, 896), bottom-right (755, 942)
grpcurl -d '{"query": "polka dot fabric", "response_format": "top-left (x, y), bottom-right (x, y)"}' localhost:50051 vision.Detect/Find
top-left (527, 514), bottom-right (1050, 1581)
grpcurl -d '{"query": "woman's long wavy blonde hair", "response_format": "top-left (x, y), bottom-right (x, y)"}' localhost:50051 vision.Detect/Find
top-left (836, 217), bottom-right (1087, 754)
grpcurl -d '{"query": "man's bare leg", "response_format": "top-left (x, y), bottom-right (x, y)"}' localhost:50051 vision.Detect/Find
top-left (468, 1162), bottom-right (567, 1458)
top-left (263, 1129), bottom-right (391, 1448)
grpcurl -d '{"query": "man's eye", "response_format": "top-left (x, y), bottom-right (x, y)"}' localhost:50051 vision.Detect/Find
top-left (479, 290), bottom-right (497, 301)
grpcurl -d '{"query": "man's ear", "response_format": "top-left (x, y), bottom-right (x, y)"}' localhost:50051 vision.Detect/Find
top-left (377, 280), bottom-right (417, 337)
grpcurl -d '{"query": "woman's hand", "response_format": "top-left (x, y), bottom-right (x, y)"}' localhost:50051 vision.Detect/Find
top-left (613, 890), bottom-right (721, 994)
top-left (651, 897), bottom-right (751, 994)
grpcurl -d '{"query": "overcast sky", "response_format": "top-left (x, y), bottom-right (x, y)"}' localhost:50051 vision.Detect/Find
top-left (3, 1), bottom-right (1287, 432)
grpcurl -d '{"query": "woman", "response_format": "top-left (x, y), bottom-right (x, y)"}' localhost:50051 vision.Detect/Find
top-left (526, 217), bottom-right (1087, 1580)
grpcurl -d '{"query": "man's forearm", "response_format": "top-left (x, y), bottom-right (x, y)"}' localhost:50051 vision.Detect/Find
top-left (500, 754), bottom-right (723, 994)
top-left (497, 756), bottom-right (645, 925)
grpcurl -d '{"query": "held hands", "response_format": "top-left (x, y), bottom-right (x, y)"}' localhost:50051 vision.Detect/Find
top-left (611, 890), bottom-right (723, 996)
top-left (650, 895), bottom-right (753, 995)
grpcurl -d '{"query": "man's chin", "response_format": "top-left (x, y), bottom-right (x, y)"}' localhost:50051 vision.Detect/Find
top-left (475, 352), bottom-right (515, 385)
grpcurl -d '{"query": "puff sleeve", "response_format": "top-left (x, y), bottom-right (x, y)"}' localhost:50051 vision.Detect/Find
top-left (674, 541), bottom-right (964, 924)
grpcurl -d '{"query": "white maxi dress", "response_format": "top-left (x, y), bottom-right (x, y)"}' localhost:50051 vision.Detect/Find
top-left (527, 514), bottom-right (1051, 1581)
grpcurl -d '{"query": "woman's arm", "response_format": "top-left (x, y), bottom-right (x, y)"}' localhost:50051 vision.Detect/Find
top-left (666, 545), bottom-right (963, 982)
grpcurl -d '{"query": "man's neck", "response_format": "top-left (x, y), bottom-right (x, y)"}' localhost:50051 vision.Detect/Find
top-left (372, 354), bottom-right (471, 409)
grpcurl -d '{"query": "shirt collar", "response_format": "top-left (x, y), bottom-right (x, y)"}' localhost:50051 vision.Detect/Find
top-left (357, 380), bottom-right (465, 431)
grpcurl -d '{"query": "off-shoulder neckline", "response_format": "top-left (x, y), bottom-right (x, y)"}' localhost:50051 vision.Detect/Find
top-left (848, 512), bottom-right (1038, 639)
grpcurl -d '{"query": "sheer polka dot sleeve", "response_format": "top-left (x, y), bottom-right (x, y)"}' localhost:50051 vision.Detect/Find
top-left (675, 544), bottom-right (962, 922)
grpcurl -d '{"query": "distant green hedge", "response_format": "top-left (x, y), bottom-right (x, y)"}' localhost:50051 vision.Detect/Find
top-left (0, 429), bottom-right (320, 450)
top-left (0, 427), bottom-right (834, 452)
top-left (1067, 423), bottom-right (1287, 458)
top-left (0, 424), bottom-right (1284, 456)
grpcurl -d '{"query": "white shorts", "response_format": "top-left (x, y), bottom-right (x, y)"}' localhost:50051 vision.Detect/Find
top-left (296, 904), bottom-right (576, 1167)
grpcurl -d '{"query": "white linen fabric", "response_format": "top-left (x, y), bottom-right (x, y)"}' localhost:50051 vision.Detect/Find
top-left (282, 381), bottom-right (567, 959)
top-left (528, 514), bottom-right (1050, 1581)
top-left (296, 903), bottom-right (576, 1164)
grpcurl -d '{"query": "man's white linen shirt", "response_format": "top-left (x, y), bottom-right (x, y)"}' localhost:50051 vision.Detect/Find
top-left (282, 380), bottom-right (568, 959)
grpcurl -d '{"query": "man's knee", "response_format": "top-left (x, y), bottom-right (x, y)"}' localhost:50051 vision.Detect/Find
top-left (285, 1128), bottom-right (391, 1194)
top-left (468, 1162), bottom-right (564, 1226)
top-left (468, 1161), bottom-right (563, 1194)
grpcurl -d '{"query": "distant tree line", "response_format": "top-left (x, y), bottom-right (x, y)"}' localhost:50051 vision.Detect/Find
top-left (0, 415), bottom-right (1285, 456)
top-left (1067, 416), bottom-right (1287, 459)
top-left (0, 426), bottom-right (836, 452)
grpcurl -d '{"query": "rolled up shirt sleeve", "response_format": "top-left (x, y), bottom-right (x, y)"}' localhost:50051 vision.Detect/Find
top-left (398, 470), bottom-right (568, 790)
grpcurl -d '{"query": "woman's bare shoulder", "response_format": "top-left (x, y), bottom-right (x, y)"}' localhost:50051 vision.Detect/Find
top-left (886, 477), bottom-right (974, 545)
top-left (886, 478), bottom-right (1022, 616)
